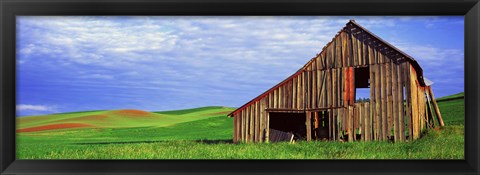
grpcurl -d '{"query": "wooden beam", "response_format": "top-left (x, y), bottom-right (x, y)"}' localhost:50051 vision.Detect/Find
top-left (366, 102), bottom-right (371, 141)
top-left (386, 61), bottom-right (393, 140)
top-left (425, 91), bottom-right (435, 128)
top-left (374, 64), bottom-right (381, 141)
top-left (349, 106), bottom-right (354, 142)
top-left (410, 66), bottom-right (419, 140)
top-left (306, 111), bottom-right (312, 141)
top-left (266, 111), bottom-right (270, 143)
top-left (427, 86), bottom-right (445, 126)
top-left (369, 64), bottom-right (375, 141)
top-left (398, 63), bottom-right (405, 142)
top-left (380, 63), bottom-right (386, 141)
top-left (392, 62), bottom-right (399, 142)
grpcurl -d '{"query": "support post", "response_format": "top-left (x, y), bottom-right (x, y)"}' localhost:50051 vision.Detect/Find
top-left (427, 86), bottom-right (445, 126)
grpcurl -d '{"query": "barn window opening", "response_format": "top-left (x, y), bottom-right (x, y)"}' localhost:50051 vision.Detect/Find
top-left (355, 67), bottom-right (370, 102)
top-left (269, 112), bottom-right (307, 141)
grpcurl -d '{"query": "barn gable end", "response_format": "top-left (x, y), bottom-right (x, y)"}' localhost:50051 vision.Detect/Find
top-left (229, 20), bottom-right (444, 143)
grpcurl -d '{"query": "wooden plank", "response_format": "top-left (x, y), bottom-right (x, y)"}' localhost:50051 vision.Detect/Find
top-left (374, 64), bottom-right (381, 141)
top-left (293, 77), bottom-right (297, 109)
top-left (379, 63), bottom-right (385, 141)
top-left (317, 72), bottom-right (322, 108)
top-left (341, 32), bottom-right (346, 67)
top-left (392, 62), bottom-right (399, 142)
top-left (244, 112), bottom-right (247, 143)
top-left (269, 129), bottom-right (295, 143)
top-left (288, 81), bottom-right (292, 109)
top-left (357, 32), bottom-right (362, 66)
top-left (237, 114), bottom-right (241, 143)
top-left (332, 68), bottom-right (337, 140)
top-left (260, 100), bottom-right (265, 142)
top-left (273, 89), bottom-right (278, 109)
top-left (280, 86), bottom-right (284, 108)
top-left (252, 103), bottom-right (256, 142)
top-left (239, 112), bottom-right (242, 142)
top-left (353, 103), bottom-right (358, 141)
top-left (418, 86), bottom-right (424, 132)
top-left (369, 65), bottom-right (375, 141)
top-left (245, 109), bottom-right (249, 143)
top-left (350, 31), bottom-right (355, 67)
top-left (359, 103), bottom-right (364, 141)
top-left (410, 65), bottom-right (419, 140)
top-left (386, 61), bottom-right (392, 140)
top-left (336, 109), bottom-right (340, 141)
top-left (306, 69), bottom-right (311, 109)
top-left (405, 63), bottom-right (413, 141)
top-left (313, 64), bottom-right (317, 109)
top-left (333, 34), bottom-right (338, 68)
top-left (349, 67), bottom-right (355, 105)
top-left (233, 114), bottom-right (237, 143)
top-left (238, 114), bottom-right (241, 143)
top-left (327, 69), bottom-right (332, 108)
top-left (297, 76), bottom-right (301, 109)
top-left (301, 74), bottom-right (305, 109)
top-left (246, 107), bottom-right (250, 143)
top-left (398, 63), bottom-right (405, 142)
top-left (344, 68), bottom-right (349, 107)
top-left (266, 111), bottom-right (270, 142)
top-left (306, 112), bottom-right (312, 141)
top-left (366, 102), bottom-right (371, 141)
top-left (242, 110), bottom-right (246, 143)
top-left (322, 71), bottom-right (327, 108)
top-left (250, 106), bottom-right (254, 142)
top-left (425, 91), bottom-right (435, 128)
top-left (348, 106), bottom-right (354, 142)
top-left (427, 86), bottom-right (445, 126)
top-left (256, 103), bottom-right (260, 142)
top-left (336, 69), bottom-right (341, 140)
top-left (256, 102), bottom-right (261, 142)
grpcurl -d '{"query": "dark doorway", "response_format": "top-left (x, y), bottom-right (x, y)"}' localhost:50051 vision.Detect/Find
top-left (315, 111), bottom-right (330, 140)
top-left (269, 112), bottom-right (307, 140)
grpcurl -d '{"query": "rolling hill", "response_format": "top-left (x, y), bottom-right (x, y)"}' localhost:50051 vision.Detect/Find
top-left (17, 106), bottom-right (235, 133)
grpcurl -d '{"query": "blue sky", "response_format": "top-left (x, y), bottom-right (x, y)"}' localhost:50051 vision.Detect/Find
top-left (16, 16), bottom-right (464, 116)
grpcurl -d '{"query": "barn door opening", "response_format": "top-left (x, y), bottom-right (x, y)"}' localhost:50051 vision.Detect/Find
top-left (314, 111), bottom-right (330, 140)
top-left (269, 112), bottom-right (306, 142)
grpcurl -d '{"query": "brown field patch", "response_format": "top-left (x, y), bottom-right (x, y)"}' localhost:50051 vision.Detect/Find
top-left (112, 109), bottom-right (152, 118)
top-left (17, 123), bottom-right (94, 132)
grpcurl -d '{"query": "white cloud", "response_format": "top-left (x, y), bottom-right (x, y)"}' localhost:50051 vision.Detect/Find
top-left (79, 74), bottom-right (114, 80)
top-left (16, 104), bottom-right (55, 111)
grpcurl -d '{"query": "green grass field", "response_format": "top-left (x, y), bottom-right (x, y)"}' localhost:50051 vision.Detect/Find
top-left (16, 93), bottom-right (464, 159)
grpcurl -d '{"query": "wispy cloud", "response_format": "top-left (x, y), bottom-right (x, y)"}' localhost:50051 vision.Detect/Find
top-left (17, 104), bottom-right (55, 111)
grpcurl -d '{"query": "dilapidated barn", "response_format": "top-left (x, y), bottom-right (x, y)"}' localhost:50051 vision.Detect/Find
top-left (227, 20), bottom-right (444, 143)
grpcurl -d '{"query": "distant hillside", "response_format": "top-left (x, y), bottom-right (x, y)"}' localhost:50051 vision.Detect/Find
top-left (16, 106), bottom-right (235, 133)
top-left (436, 92), bottom-right (464, 102)
top-left (154, 106), bottom-right (235, 115)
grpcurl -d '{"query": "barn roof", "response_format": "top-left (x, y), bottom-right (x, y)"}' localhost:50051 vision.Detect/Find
top-left (228, 20), bottom-right (426, 117)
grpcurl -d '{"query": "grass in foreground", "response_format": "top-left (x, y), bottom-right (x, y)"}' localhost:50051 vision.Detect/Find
top-left (17, 125), bottom-right (463, 159)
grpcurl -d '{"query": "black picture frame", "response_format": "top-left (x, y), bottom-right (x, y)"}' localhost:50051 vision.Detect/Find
top-left (1, 0), bottom-right (479, 174)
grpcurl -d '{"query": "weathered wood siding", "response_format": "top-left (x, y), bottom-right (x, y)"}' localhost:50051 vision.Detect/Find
top-left (231, 22), bottom-right (439, 143)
